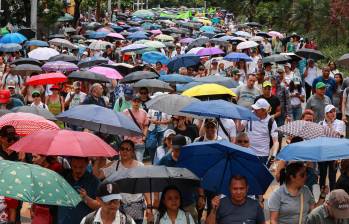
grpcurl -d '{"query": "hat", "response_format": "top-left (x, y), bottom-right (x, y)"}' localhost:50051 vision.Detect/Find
top-left (132, 94), bottom-right (141, 101)
top-left (212, 59), bottom-right (218, 64)
top-left (326, 189), bottom-right (349, 219)
top-left (31, 90), bottom-right (41, 96)
top-left (316, 82), bottom-right (326, 89)
top-left (232, 68), bottom-right (240, 75)
top-left (7, 80), bottom-right (16, 89)
top-left (0, 90), bottom-right (11, 104)
top-left (251, 98), bottom-right (270, 110)
top-left (164, 129), bottom-right (176, 138)
top-left (50, 85), bottom-right (60, 90)
top-left (204, 119), bottom-right (217, 127)
top-left (82, 51), bottom-right (88, 56)
top-left (97, 183), bottom-right (122, 202)
top-left (262, 81), bottom-right (272, 88)
top-left (73, 81), bottom-right (81, 88)
top-left (284, 63), bottom-right (291, 68)
top-left (124, 86), bottom-right (133, 97)
top-left (171, 134), bottom-right (187, 149)
top-left (325, 104), bottom-right (336, 113)
top-left (277, 68), bottom-right (285, 73)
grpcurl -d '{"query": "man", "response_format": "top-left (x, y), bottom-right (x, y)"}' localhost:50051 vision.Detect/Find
top-left (312, 66), bottom-right (336, 99)
top-left (306, 82), bottom-right (331, 123)
top-left (103, 45), bottom-right (116, 61)
top-left (82, 83), bottom-right (106, 107)
top-left (138, 87), bottom-right (150, 112)
top-left (1, 64), bottom-right (23, 93)
top-left (306, 189), bottom-right (349, 224)
top-left (80, 183), bottom-right (135, 224)
top-left (255, 81), bottom-right (281, 119)
top-left (304, 59), bottom-right (319, 100)
top-left (207, 175), bottom-right (265, 224)
top-left (195, 119), bottom-right (222, 142)
top-left (58, 157), bottom-right (100, 224)
top-left (7, 80), bottom-right (24, 103)
top-left (235, 73), bottom-right (260, 109)
top-left (123, 95), bottom-right (149, 162)
top-left (64, 81), bottom-right (86, 109)
top-left (0, 89), bottom-right (23, 109)
top-left (113, 86), bottom-right (133, 112)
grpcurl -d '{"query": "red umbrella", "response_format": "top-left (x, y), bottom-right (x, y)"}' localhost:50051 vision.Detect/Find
top-left (0, 112), bottom-right (59, 136)
top-left (26, 72), bottom-right (67, 86)
top-left (9, 130), bottom-right (117, 157)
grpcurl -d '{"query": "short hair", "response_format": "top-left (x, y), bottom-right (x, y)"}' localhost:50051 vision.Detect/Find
top-left (89, 83), bottom-right (102, 94)
top-left (247, 73), bottom-right (256, 80)
top-left (282, 162), bottom-right (305, 185)
top-left (229, 175), bottom-right (248, 186)
top-left (301, 109), bottom-right (314, 119)
top-left (70, 156), bottom-right (89, 163)
top-left (236, 132), bottom-right (249, 140)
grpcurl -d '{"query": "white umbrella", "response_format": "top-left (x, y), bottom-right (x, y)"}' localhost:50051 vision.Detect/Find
top-left (186, 47), bottom-right (204, 55)
top-left (236, 41), bottom-right (259, 50)
top-left (28, 47), bottom-right (60, 61)
top-left (48, 38), bottom-right (76, 49)
top-left (250, 36), bottom-right (264, 42)
top-left (204, 57), bottom-right (233, 69)
top-left (88, 40), bottom-right (113, 50)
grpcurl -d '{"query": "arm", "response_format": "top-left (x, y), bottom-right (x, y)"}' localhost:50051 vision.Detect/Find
top-left (79, 188), bottom-right (100, 210)
top-left (271, 137), bottom-right (279, 157)
top-left (206, 196), bottom-right (220, 224)
top-left (270, 211), bottom-right (279, 224)
top-left (60, 96), bottom-right (65, 112)
top-left (273, 105), bottom-right (282, 119)
top-left (64, 92), bottom-right (73, 108)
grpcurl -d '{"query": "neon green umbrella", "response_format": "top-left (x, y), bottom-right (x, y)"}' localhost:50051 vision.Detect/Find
top-left (0, 160), bottom-right (81, 207)
top-left (0, 27), bottom-right (9, 35)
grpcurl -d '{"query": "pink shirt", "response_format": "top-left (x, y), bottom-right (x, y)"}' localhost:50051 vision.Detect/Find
top-left (123, 108), bottom-right (149, 144)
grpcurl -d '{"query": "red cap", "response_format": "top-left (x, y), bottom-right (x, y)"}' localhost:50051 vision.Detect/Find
top-left (50, 85), bottom-right (60, 90)
top-left (0, 90), bottom-right (11, 104)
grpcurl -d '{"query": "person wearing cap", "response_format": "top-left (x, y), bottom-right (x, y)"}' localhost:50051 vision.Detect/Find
top-left (234, 73), bottom-right (260, 109)
top-left (255, 81), bottom-right (281, 119)
top-left (113, 86), bottom-right (134, 112)
top-left (30, 90), bottom-right (48, 110)
top-left (304, 59), bottom-right (319, 100)
top-left (306, 189), bottom-right (349, 224)
top-left (1, 64), bottom-right (23, 93)
top-left (195, 119), bottom-right (222, 142)
top-left (80, 183), bottom-right (136, 224)
top-left (227, 68), bottom-right (243, 87)
top-left (82, 83), bottom-right (107, 107)
top-left (306, 82), bottom-right (331, 123)
top-left (153, 129), bottom-right (176, 165)
top-left (64, 81), bottom-right (87, 110)
top-left (312, 66), bottom-right (336, 99)
top-left (0, 89), bottom-right (23, 110)
top-left (7, 80), bottom-right (24, 103)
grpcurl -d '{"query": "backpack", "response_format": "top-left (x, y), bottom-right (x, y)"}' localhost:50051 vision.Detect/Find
top-left (84, 209), bottom-right (133, 224)
top-left (155, 211), bottom-right (190, 224)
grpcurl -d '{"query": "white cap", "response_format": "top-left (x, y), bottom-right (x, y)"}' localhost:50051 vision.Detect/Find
top-left (164, 129), bottom-right (176, 138)
top-left (251, 98), bottom-right (270, 110)
top-left (325, 104), bottom-right (336, 113)
top-left (284, 63), bottom-right (291, 68)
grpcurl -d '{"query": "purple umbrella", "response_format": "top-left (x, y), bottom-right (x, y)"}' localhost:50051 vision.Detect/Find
top-left (42, 61), bottom-right (79, 72)
top-left (120, 44), bottom-right (148, 53)
top-left (88, 66), bottom-right (123, 80)
top-left (196, 47), bottom-right (225, 57)
top-left (179, 38), bottom-right (194, 44)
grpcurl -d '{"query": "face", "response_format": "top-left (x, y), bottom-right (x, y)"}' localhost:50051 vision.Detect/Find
top-left (329, 62), bottom-right (336, 70)
top-left (236, 136), bottom-right (250, 148)
top-left (254, 108), bottom-right (267, 118)
top-left (205, 123), bottom-right (217, 138)
top-left (0, 57), bottom-right (3, 64)
top-left (32, 94), bottom-right (41, 102)
top-left (71, 158), bottom-right (88, 180)
top-left (8, 87), bottom-right (15, 94)
top-left (32, 154), bottom-right (46, 166)
top-left (247, 75), bottom-right (256, 88)
top-left (285, 66), bottom-right (291, 73)
top-left (93, 85), bottom-right (103, 97)
top-left (165, 135), bottom-right (174, 147)
top-left (322, 67), bottom-right (330, 78)
top-left (302, 114), bottom-right (314, 122)
top-left (262, 86), bottom-right (271, 97)
top-left (131, 99), bottom-right (141, 109)
top-left (74, 86), bottom-right (81, 94)
top-left (230, 179), bottom-right (248, 204)
top-left (119, 142), bottom-right (134, 161)
top-left (100, 199), bottom-right (120, 213)
top-left (326, 109), bottom-right (336, 121)
top-left (291, 167), bottom-right (307, 187)
top-left (163, 189), bottom-right (181, 211)
top-left (316, 87), bottom-right (326, 96)
top-left (335, 74), bottom-right (342, 84)
top-left (139, 89), bottom-right (148, 100)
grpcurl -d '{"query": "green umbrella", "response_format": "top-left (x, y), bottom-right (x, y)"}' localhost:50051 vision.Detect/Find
top-left (0, 160), bottom-right (81, 207)
top-left (57, 13), bottom-right (74, 22)
top-left (0, 27), bottom-right (9, 35)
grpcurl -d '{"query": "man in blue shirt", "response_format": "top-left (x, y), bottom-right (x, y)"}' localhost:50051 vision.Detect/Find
top-left (312, 66), bottom-right (336, 99)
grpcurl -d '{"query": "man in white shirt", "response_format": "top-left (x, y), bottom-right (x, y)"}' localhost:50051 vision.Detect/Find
top-left (65, 81), bottom-right (87, 109)
top-left (304, 59), bottom-right (319, 100)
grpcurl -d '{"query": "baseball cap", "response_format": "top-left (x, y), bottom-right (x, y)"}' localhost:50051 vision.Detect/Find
top-left (97, 183), bottom-right (122, 202)
top-left (326, 189), bottom-right (349, 219)
top-left (316, 82), bottom-right (326, 89)
top-left (132, 94), bottom-right (141, 101)
top-left (251, 98), bottom-right (270, 110)
top-left (164, 129), bottom-right (176, 138)
top-left (31, 90), bottom-right (41, 96)
top-left (7, 80), bottom-right (16, 89)
top-left (171, 134), bottom-right (187, 149)
top-left (284, 63), bottom-right (291, 68)
top-left (262, 81), bottom-right (272, 88)
top-left (325, 104), bottom-right (336, 113)
top-left (124, 86), bottom-right (133, 97)
top-left (0, 90), bottom-right (11, 104)
top-left (232, 68), bottom-right (240, 75)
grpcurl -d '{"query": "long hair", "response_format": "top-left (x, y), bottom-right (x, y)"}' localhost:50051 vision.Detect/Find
top-left (279, 162), bottom-right (305, 185)
top-left (158, 185), bottom-right (184, 221)
top-left (289, 80), bottom-right (302, 93)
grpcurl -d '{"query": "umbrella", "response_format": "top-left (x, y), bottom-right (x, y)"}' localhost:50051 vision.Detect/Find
top-left (150, 30), bottom-right (162, 35)
top-left (155, 34), bottom-right (174, 42)
top-left (0, 43), bottom-right (22, 52)
top-left (127, 32), bottom-right (148, 41)
top-left (106, 32), bottom-right (125, 40)
top-left (0, 160), bottom-right (81, 206)
top-left (48, 34), bottom-right (65, 39)
top-left (88, 40), bottom-right (113, 51)
top-left (256, 32), bottom-right (271, 38)
top-left (223, 52), bottom-right (252, 62)
top-left (295, 48), bottom-right (325, 60)
top-left (120, 71), bottom-right (159, 84)
top-left (142, 51), bottom-right (169, 64)
top-left (219, 36), bottom-right (246, 43)
top-left (186, 47), bottom-right (204, 55)
top-left (56, 105), bottom-right (142, 136)
top-left (87, 31), bottom-right (108, 39)
top-left (71, 35), bottom-right (86, 40)
top-left (277, 137), bottom-right (349, 162)
top-left (250, 36), bottom-right (264, 42)
top-left (142, 40), bottom-right (166, 49)
top-left (42, 61), bottom-right (78, 72)
top-left (12, 64), bottom-right (42, 76)
top-left (11, 58), bottom-right (42, 66)
top-left (128, 27), bottom-right (143, 33)
top-left (99, 63), bottom-right (134, 77)
top-left (10, 130), bottom-right (117, 157)
top-left (159, 74), bottom-right (194, 84)
top-left (11, 106), bottom-right (56, 121)
top-left (0, 33), bottom-right (27, 44)
top-left (200, 26), bottom-right (215, 33)
top-left (0, 112), bottom-right (59, 136)
top-left (86, 22), bottom-right (102, 30)
top-left (77, 56), bottom-right (108, 68)
top-left (196, 47), bottom-right (224, 57)
top-left (48, 38), bottom-right (76, 49)
top-left (179, 38), bottom-right (194, 44)
top-left (134, 79), bottom-right (173, 92)
top-left (209, 38), bottom-right (229, 46)
top-left (26, 72), bottom-right (67, 86)
top-left (187, 37), bottom-right (209, 49)
top-left (277, 120), bottom-right (341, 140)
top-left (18, 28), bottom-right (36, 39)
top-left (88, 66), bottom-right (123, 80)
top-left (280, 52), bottom-right (303, 62)
top-left (68, 70), bottom-right (110, 83)
top-left (132, 10), bottom-right (155, 18)
top-left (337, 53), bottom-right (349, 69)
top-left (182, 83), bottom-right (236, 97)
top-left (167, 54), bottom-right (200, 72)
top-left (262, 54), bottom-right (291, 64)
top-left (120, 44), bottom-right (148, 53)
top-left (24, 40), bottom-right (49, 48)
top-left (236, 41), bottom-right (259, 50)
top-left (48, 54), bottom-right (78, 64)
top-left (96, 28), bottom-right (112, 33)
top-left (105, 166), bottom-right (200, 195)
top-left (57, 13), bottom-right (74, 22)
top-left (194, 76), bottom-right (239, 89)
top-left (28, 47), bottom-right (60, 61)
top-left (268, 31), bottom-right (283, 38)
top-left (64, 27), bottom-right (76, 33)
top-left (0, 109), bottom-right (12, 117)
top-left (234, 31), bottom-right (252, 38)
top-left (177, 141), bottom-right (274, 195)
top-left (145, 94), bottom-right (200, 116)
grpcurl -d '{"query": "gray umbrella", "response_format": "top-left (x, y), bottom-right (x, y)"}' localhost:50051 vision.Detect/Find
top-left (120, 71), bottom-right (159, 84)
top-left (68, 71), bottom-right (110, 83)
top-left (194, 76), bottom-right (239, 88)
top-left (12, 64), bottom-right (42, 76)
top-left (337, 53), bottom-right (349, 69)
top-left (210, 38), bottom-right (229, 46)
top-left (134, 79), bottom-right (173, 92)
top-left (188, 36), bottom-right (210, 49)
top-left (11, 106), bottom-right (57, 121)
top-left (49, 38), bottom-right (77, 49)
top-left (48, 54), bottom-right (78, 64)
top-left (11, 58), bottom-right (42, 66)
top-left (262, 54), bottom-right (291, 64)
top-left (71, 35), bottom-right (86, 40)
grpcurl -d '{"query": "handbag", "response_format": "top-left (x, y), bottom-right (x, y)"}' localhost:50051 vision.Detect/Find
top-left (298, 193), bottom-right (304, 224)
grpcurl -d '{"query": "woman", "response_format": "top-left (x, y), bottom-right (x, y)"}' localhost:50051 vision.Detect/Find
top-left (269, 162), bottom-right (327, 224)
top-left (333, 73), bottom-right (343, 119)
top-left (146, 185), bottom-right (195, 224)
top-left (45, 85), bottom-right (64, 128)
top-left (173, 116), bottom-right (198, 143)
top-left (0, 125), bottom-right (22, 161)
top-left (93, 140), bottom-right (152, 224)
top-left (328, 61), bottom-right (340, 78)
top-left (237, 60), bottom-right (247, 82)
top-left (153, 129), bottom-right (175, 165)
top-left (288, 80), bottom-right (305, 120)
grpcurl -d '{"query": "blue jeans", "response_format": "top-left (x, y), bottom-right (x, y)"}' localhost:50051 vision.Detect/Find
top-left (291, 106), bottom-right (302, 120)
top-left (135, 144), bottom-right (145, 162)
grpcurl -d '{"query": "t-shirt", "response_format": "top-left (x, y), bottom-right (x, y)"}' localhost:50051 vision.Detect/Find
top-left (305, 94), bottom-right (332, 123)
top-left (290, 88), bottom-right (306, 106)
top-left (343, 88), bottom-right (349, 116)
top-left (174, 125), bottom-right (198, 142)
top-left (255, 95), bottom-right (280, 115)
top-left (235, 85), bottom-right (260, 108)
top-left (216, 197), bottom-right (265, 224)
top-left (123, 108), bottom-right (149, 144)
top-left (312, 76), bottom-right (336, 99)
top-left (304, 67), bottom-right (319, 86)
top-left (305, 205), bottom-right (349, 224)
top-left (65, 92), bottom-right (87, 109)
top-left (218, 118), bottom-right (236, 141)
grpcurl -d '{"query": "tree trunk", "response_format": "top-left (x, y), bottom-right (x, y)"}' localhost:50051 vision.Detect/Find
top-left (96, 0), bottom-right (101, 21)
top-left (24, 0), bottom-right (31, 27)
top-left (73, 0), bottom-right (81, 27)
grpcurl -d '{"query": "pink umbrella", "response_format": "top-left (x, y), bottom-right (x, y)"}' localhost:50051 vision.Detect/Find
top-left (196, 47), bottom-right (225, 57)
top-left (97, 27), bottom-right (112, 33)
top-left (150, 30), bottom-right (162, 35)
top-left (268, 31), bottom-right (284, 38)
top-left (107, 32), bottom-right (125, 40)
top-left (88, 66), bottom-right (123, 80)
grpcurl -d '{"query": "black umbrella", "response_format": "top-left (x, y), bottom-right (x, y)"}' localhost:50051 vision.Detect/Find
top-left (68, 71), bottom-right (110, 83)
top-left (77, 56), bottom-right (109, 68)
top-left (262, 54), bottom-right (291, 64)
top-left (256, 32), bottom-right (271, 38)
top-left (48, 54), bottom-right (78, 64)
top-left (295, 48), bottom-right (325, 61)
top-left (12, 64), bottom-right (42, 76)
top-left (188, 36), bottom-right (210, 50)
top-left (11, 106), bottom-right (57, 121)
top-left (18, 28), bottom-right (36, 39)
top-left (11, 58), bottom-right (42, 66)
top-left (71, 35), bottom-right (86, 40)
top-left (120, 71), bottom-right (159, 84)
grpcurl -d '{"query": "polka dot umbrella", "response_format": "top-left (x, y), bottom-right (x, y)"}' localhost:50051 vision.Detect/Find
top-left (0, 160), bottom-right (81, 207)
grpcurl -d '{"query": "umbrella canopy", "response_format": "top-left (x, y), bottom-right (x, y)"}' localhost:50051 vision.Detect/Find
top-left (120, 44), bottom-right (148, 53)
top-left (28, 47), bottom-right (60, 61)
top-left (87, 31), bottom-right (108, 39)
top-left (182, 83), bottom-right (236, 97)
top-left (0, 43), bottom-right (22, 52)
top-left (48, 38), bottom-right (76, 49)
top-left (24, 40), bottom-right (49, 48)
top-left (105, 166), bottom-right (200, 194)
top-left (68, 70), bottom-right (110, 83)
top-left (145, 94), bottom-right (200, 116)
top-left (77, 56), bottom-right (109, 68)
top-left (127, 32), bottom-right (148, 41)
top-left (99, 63), bottom-right (134, 77)
top-left (0, 33), bottom-right (27, 44)
top-left (188, 36), bottom-right (209, 49)
top-left (12, 64), bottom-right (42, 76)
top-left (223, 52), bottom-right (252, 62)
top-left (159, 74), bottom-right (194, 84)
top-left (10, 130), bottom-right (117, 157)
top-left (193, 76), bottom-right (239, 89)
top-left (88, 40), bottom-right (113, 51)
top-left (132, 9), bottom-right (155, 18)
top-left (200, 26), bottom-right (216, 33)
top-left (177, 141), bottom-right (274, 195)
top-left (11, 58), bottom-right (42, 66)
top-left (11, 106), bottom-right (56, 120)
top-left (48, 34), bottom-right (65, 39)
top-left (48, 54), bottom-right (78, 64)
top-left (0, 112), bottom-right (59, 136)
top-left (262, 54), bottom-right (291, 64)
top-left (295, 48), bottom-right (325, 60)
top-left (196, 47), bottom-right (224, 57)
top-left (186, 47), bottom-right (204, 55)
top-left (219, 36), bottom-right (246, 43)
top-left (337, 53), bottom-right (349, 69)
top-left (56, 105), bottom-right (142, 136)
top-left (142, 51), bottom-right (169, 64)
top-left (250, 36), bottom-right (264, 42)
top-left (106, 32), bottom-right (125, 40)
top-left (268, 31), bottom-right (284, 38)
top-left (142, 40), bottom-right (166, 49)
top-left (42, 61), bottom-right (78, 72)
top-left (167, 54), bottom-right (200, 72)
top-left (154, 34), bottom-right (174, 42)
top-left (234, 31), bottom-right (252, 38)
top-left (0, 160), bottom-right (80, 206)
top-left (88, 66), bottom-right (123, 80)
top-left (280, 52), bottom-right (303, 62)
top-left (57, 13), bottom-right (74, 22)
top-left (71, 35), bottom-right (86, 40)
top-left (236, 41), bottom-right (259, 50)
top-left (26, 72), bottom-right (67, 86)
top-left (64, 27), bottom-right (76, 33)
top-left (134, 79), bottom-right (173, 92)
top-left (277, 137), bottom-right (349, 161)
top-left (120, 71), bottom-right (159, 83)
top-left (256, 32), bottom-right (271, 38)
top-left (179, 38), bottom-right (194, 44)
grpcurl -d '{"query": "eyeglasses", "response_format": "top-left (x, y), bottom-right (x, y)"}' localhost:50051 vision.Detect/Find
top-left (32, 94), bottom-right (40, 98)
top-left (237, 140), bottom-right (249, 144)
top-left (119, 146), bottom-right (133, 152)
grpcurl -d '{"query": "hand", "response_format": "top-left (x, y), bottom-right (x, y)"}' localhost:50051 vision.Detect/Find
top-left (78, 188), bottom-right (88, 199)
top-left (197, 196), bottom-right (205, 210)
top-left (320, 185), bottom-right (329, 197)
top-left (211, 196), bottom-right (221, 210)
top-left (285, 116), bottom-right (292, 123)
top-left (146, 208), bottom-right (154, 222)
top-left (342, 116), bottom-right (348, 123)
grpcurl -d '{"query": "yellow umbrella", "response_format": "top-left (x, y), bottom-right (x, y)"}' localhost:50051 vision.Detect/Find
top-left (182, 83), bottom-right (236, 97)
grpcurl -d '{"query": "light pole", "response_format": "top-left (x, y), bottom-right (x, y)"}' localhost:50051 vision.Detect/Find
top-left (30, 0), bottom-right (38, 35)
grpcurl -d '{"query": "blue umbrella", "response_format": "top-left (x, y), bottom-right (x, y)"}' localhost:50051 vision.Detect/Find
top-left (77, 56), bottom-right (109, 68)
top-left (127, 31), bottom-right (148, 41)
top-left (159, 74), bottom-right (194, 84)
top-left (0, 43), bottom-right (22, 52)
top-left (87, 31), bottom-right (108, 39)
top-left (24, 40), bottom-right (49, 47)
top-left (167, 54), bottom-right (200, 72)
top-left (200, 26), bottom-right (216, 33)
top-left (128, 27), bottom-right (143, 33)
top-left (177, 140), bottom-right (274, 195)
top-left (234, 31), bottom-right (252, 38)
top-left (194, 76), bottom-right (239, 88)
top-left (120, 43), bottom-right (148, 53)
top-left (56, 104), bottom-right (142, 136)
top-left (109, 23), bottom-right (124, 32)
top-left (277, 137), bottom-right (349, 162)
top-left (0, 32), bottom-right (27, 44)
top-left (176, 82), bottom-right (202, 92)
top-left (142, 51), bottom-right (169, 64)
top-left (180, 99), bottom-right (258, 121)
top-left (224, 52), bottom-right (252, 62)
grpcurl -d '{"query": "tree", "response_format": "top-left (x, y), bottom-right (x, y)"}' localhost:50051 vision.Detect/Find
top-left (73, 0), bottom-right (83, 26)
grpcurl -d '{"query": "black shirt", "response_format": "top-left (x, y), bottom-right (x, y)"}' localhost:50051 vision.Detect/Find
top-left (175, 124), bottom-right (198, 142)
top-left (335, 174), bottom-right (349, 195)
top-left (255, 95), bottom-right (280, 115)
